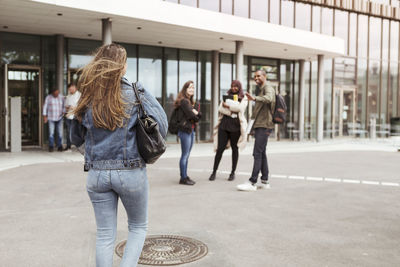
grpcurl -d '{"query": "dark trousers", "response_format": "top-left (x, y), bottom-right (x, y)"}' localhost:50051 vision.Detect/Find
top-left (249, 128), bottom-right (271, 184)
top-left (212, 129), bottom-right (241, 173)
top-left (65, 119), bottom-right (73, 148)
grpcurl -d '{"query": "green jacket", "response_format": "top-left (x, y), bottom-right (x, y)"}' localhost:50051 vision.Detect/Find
top-left (251, 83), bottom-right (276, 129)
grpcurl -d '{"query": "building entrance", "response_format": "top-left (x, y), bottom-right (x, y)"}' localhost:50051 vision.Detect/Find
top-left (1, 64), bottom-right (42, 149)
top-left (333, 86), bottom-right (357, 137)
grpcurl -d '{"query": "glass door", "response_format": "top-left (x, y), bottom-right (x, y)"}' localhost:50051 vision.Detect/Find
top-left (6, 65), bottom-right (42, 147)
top-left (332, 86), bottom-right (356, 137)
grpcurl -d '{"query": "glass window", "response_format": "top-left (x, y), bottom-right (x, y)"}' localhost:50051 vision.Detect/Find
top-left (357, 59), bottom-right (368, 129)
top-left (280, 60), bottom-right (294, 138)
top-left (389, 62), bottom-right (398, 118)
top-left (334, 10), bottom-right (348, 55)
top-left (0, 32), bottom-right (40, 65)
top-left (180, 0), bottom-right (197, 7)
top-left (381, 61), bottom-right (388, 124)
top-left (234, 0), bottom-right (249, 18)
top-left (382, 20), bottom-right (389, 61)
top-left (321, 8), bottom-right (333, 36)
top-left (165, 48), bottom-right (178, 142)
top-left (68, 38), bottom-right (101, 69)
top-left (348, 13), bottom-right (357, 57)
top-left (179, 49), bottom-right (197, 91)
top-left (281, 0), bottom-right (294, 27)
top-left (220, 53), bottom-right (233, 99)
top-left (198, 51), bottom-right (212, 141)
top-left (324, 59), bottom-right (333, 137)
top-left (269, 0), bottom-right (280, 24)
top-left (293, 62), bottom-right (299, 125)
top-left (310, 60), bottom-right (318, 139)
top-left (41, 36), bottom-right (56, 97)
top-left (390, 21), bottom-right (399, 61)
top-left (250, 0), bottom-right (268, 22)
top-left (221, 0), bottom-right (233, 14)
top-left (295, 3), bottom-right (311, 31)
top-left (358, 15), bottom-right (368, 58)
top-left (138, 45), bottom-right (162, 103)
top-left (368, 60), bottom-right (380, 122)
top-left (122, 43), bottom-right (137, 83)
top-left (334, 57), bottom-right (356, 85)
top-left (165, 0), bottom-right (178, 3)
top-left (304, 62), bottom-right (310, 138)
top-left (312, 6), bottom-right (321, 33)
top-left (199, 0), bottom-right (219, 11)
top-left (369, 17), bottom-right (382, 60)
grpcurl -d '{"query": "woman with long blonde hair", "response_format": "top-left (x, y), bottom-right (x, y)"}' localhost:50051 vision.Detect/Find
top-left (71, 43), bottom-right (167, 267)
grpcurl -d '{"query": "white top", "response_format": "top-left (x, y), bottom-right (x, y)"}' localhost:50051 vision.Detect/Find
top-left (64, 91), bottom-right (81, 120)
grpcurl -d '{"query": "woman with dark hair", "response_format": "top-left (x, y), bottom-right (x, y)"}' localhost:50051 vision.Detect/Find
top-left (71, 43), bottom-right (167, 267)
top-left (174, 81), bottom-right (201, 185)
top-left (209, 80), bottom-right (248, 181)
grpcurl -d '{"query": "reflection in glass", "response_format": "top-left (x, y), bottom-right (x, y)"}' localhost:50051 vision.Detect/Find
top-left (382, 20), bottom-right (389, 61)
top-left (198, 51), bottom-right (212, 140)
top-left (165, 48), bottom-right (178, 142)
top-left (179, 49), bottom-right (197, 91)
top-left (321, 8), bottom-right (333, 36)
top-left (221, 0), bottom-right (233, 14)
top-left (310, 61), bottom-right (317, 139)
top-left (220, 53), bottom-right (233, 99)
top-left (334, 57), bottom-right (356, 85)
top-left (0, 32), bottom-right (40, 65)
top-left (250, 0), bottom-right (268, 22)
top-left (281, 0), bottom-right (294, 27)
top-left (269, 0), bottom-right (280, 24)
top-left (389, 62), bottom-right (398, 117)
top-left (68, 39), bottom-right (101, 69)
top-left (234, 0), bottom-right (249, 18)
top-left (180, 0), bottom-right (197, 7)
top-left (358, 15), bottom-right (368, 58)
top-left (381, 61), bottom-right (388, 123)
top-left (312, 6), bottom-right (321, 33)
top-left (368, 60), bottom-right (380, 122)
top-left (357, 59), bottom-right (367, 129)
top-left (279, 61), bottom-right (294, 138)
top-left (304, 62), bottom-right (310, 138)
top-left (199, 0), bottom-right (219, 11)
top-left (390, 21), bottom-right (399, 61)
top-left (324, 59), bottom-right (333, 138)
top-left (123, 43), bottom-right (137, 83)
top-left (348, 13), bottom-right (357, 57)
top-left (138, 45), bottom-right (162, 103)
top-left (369, 17), bottom-right (382, 59)
top-left (334, 10), bottom-right (348, 55)
top-left (295, 3), bottom-right (311, 31)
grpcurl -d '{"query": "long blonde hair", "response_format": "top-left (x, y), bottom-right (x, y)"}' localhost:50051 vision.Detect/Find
top-left (74, 43), bottom-right (128, 131)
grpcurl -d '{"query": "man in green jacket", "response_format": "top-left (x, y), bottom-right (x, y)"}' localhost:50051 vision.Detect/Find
top-left (237, 69), bottom-right (275, 191)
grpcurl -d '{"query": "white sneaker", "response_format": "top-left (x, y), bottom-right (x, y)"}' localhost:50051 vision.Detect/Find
top-left (237, 182), bottom-right (257, 192)
top-left (258, 181), bottom-right (271, 189)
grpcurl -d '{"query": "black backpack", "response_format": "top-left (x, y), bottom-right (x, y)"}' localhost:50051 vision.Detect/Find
top-left (272, 94), bottom-right (287, 124)
top-left (168, 107), bottom-right (179, 134)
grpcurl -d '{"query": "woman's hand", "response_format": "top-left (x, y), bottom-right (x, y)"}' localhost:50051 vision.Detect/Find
top-left (192, 109), bottom-right (199, 115)
top-left (245, 92), bottom-right (255, 101)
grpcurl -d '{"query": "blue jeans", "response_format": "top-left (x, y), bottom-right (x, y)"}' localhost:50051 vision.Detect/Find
top-left (178, 130), bottom-right (195, 179)
top-left (249, 128), bottom-right (272, 184)
top-left (87, 168), bottom-right (148, 267)
top-left (48, 119), bottom-right (63, 148)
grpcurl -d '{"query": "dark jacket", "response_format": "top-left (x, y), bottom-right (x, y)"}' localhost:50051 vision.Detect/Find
top-left (176, 98), bottom-right (201, 133)
top-left (70, 78), bottom-right (168, 171)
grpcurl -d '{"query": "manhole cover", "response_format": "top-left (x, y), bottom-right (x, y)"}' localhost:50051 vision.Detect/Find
top-left (115, 235), bottom-right (208, 266)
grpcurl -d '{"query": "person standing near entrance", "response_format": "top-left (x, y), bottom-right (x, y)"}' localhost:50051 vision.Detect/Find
top-left (175, 81), bottom-right (201, 185)
top-left (209, 80), bottom-right (248, 181)
top-left (64, 83), bottom-right (81, 150)
top-left (237, 70), bottom-right (275, 191)
top-left (43, 88), bottom-right (65, 152)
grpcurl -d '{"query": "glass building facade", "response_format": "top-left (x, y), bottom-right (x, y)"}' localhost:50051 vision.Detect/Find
top-left (1, 0), bottom-right (400, 149)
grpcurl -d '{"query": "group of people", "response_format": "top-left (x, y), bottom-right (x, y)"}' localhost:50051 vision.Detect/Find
top-left (63, 43), bottom-right (275, 267)
top-left (42, 83), bottom-right (81, 152)
top-left (173, 70), bottom-right (275, 192)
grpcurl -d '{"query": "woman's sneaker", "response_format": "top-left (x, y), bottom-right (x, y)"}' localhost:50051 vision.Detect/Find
top-left (258, 180), bottom-right (271, 189)
top-left (236, 181), bottom-right (257, 191)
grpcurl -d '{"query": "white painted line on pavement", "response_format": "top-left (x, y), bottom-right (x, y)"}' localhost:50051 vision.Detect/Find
top-left (362, 181), bottom-right (380, 185)
top-left (381, 182), bottom-right (400, 187)
top-left (288, 175), bottom-right (305, 180)
top-left (271, 174), bottom-right (287, 179)
top-left (306, 177), bottom-right (323, 181)
top-left (343, 179), bottom-right (361, 184)
top-left (324, 178), bottom-right (342, 183)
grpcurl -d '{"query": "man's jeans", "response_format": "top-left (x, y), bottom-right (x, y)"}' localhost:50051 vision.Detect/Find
top-left (65, 119), bottom-right (73, 148)
top-left (87, 168), bottom-right (148, 267)
top-left (48, 119), bottom-right (63, 148)
top-left (249, 128), bottom-right (272, 184)
top-left (178, 130), bottom-right (195, 179)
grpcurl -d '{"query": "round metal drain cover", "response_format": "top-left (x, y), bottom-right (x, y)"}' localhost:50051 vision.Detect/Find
top-left (115, 235), bottom-right (208, 266)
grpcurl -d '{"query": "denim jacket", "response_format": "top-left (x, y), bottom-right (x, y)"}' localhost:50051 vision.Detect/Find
top-left (70, 78), bottom-right (168, 171)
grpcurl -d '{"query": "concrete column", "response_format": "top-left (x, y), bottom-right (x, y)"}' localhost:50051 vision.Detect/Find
top-left (212, 50), bottom-right (220, 131)
top-left (317, 55), bottom-right (325, 142)
top-left (235, 41), bottom-right (244, 82)
top-left (298, 60), bottom-right (305, 141)
top-left (10, 97), bottom-right (21, 152)
top-left (102, 18), bottom-right (112, 45)
top-left (56, 34), bottom-right (64, 94)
